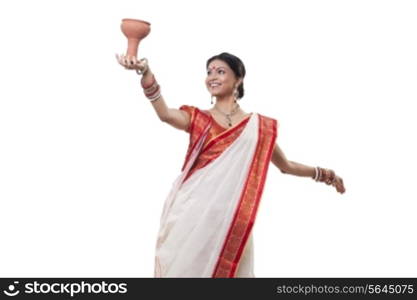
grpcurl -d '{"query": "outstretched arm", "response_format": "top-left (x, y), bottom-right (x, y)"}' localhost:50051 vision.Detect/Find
top-left (271, 143), bottom-right (346, 194)
top-left (271, 143), bottom-right (315, 178)
top-left (116, 54), bottom-right (191, 132)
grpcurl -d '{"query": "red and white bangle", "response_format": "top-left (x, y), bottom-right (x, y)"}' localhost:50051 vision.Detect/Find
top-left (146, 86), bottom-right (161, 102)
top-left (314, 167), bottom-right (336, 185)
top-left (141, 74), bottom-right (161, 102)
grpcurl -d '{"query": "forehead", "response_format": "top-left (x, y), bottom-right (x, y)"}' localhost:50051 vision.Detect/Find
top-left (207, 59), bottom-right (230, 70)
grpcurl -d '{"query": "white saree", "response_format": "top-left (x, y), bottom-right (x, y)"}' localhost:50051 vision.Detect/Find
top-left (154, 108), bottom-right (277, 278)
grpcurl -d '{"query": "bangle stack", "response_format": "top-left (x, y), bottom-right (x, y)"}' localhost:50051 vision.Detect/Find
top-left (141, 74), bottom-right (161, 102)
top-left (314, 166), bottom-right (336, 185)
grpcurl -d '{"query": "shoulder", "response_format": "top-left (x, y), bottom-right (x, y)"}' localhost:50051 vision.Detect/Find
top-left (179, 105), bottom-right (207, 115)
top-left (257, 112), bottom-right (279, 127)
top-left (179, 105), bottom-right (211, 134)
top-left (179, 104), bottom-right (197, 115)
top-left (179, 105), bottom-right (211, 118)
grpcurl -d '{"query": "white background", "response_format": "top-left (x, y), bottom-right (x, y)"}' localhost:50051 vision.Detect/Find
top-left (1, 0), bottom-right (416, 277)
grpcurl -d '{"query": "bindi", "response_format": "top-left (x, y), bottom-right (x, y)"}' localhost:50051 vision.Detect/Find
top-left (208, 65), bottom-right (225, 72)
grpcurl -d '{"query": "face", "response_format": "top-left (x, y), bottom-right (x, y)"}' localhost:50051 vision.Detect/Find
top-left (205, 59), bottom-right (242, 98)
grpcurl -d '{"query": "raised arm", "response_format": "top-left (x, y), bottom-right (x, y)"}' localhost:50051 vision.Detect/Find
top-left (147, 91), bottom-right (191, 132)
top-left (116, 54), bottom-right (191, 132)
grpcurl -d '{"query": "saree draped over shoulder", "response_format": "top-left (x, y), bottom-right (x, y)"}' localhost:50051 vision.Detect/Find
top-left (154, 105), bottom-right (278, 278)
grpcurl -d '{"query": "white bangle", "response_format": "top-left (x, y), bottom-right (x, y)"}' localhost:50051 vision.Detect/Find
top-left (135, 58), bottom-right (149, 75)
top-left (148, 93), bottom-right (162, 102)
top-left (314, 166), bottom-right (319, 181)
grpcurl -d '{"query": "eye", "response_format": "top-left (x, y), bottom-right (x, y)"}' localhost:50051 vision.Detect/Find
top-left (218, 69), bottom-right (225, 74)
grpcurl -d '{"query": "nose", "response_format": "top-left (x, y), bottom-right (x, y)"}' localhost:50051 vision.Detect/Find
top-left (207, 76), bottom-right (219, 86)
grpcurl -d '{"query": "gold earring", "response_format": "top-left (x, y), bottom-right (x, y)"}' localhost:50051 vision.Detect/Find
top-left (233, 88), bottom-right (239, 103)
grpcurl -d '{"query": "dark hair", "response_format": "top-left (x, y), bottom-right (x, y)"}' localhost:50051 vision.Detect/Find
top-left (206, 52), bottom-right (246, 99)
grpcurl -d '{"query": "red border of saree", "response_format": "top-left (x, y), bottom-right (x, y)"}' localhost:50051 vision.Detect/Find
top-left (182, 116), bottom-right (251, 183)
top-left (179, 106), bottom-right (212, 172)
top-left (212, 114), bottom-right (278, 277)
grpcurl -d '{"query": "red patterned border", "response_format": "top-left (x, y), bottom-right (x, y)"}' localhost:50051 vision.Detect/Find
top-left (180, 106), bottom-right (211, 172)
top-left (182, 116), bottom-right (251, 183)
top-left (212, 114), bottom-right (277, 277)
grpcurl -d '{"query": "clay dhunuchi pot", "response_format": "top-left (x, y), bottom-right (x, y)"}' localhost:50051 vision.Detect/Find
top-left (120, 18), bottom-right (151, 58)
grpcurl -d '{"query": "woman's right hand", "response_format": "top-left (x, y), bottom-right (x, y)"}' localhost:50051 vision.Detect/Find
top-left (115, 53), bottom-right (149, 75)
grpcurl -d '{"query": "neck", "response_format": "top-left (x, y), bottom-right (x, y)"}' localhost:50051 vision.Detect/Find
top-left (213, 95), bottom-right (238, 113)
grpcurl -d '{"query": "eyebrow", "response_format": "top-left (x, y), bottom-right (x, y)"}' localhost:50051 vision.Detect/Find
top-left (207, 66), bottom-right (226, 71)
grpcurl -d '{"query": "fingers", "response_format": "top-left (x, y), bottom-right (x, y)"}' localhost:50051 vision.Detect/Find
top-left (116, 53), bottom-right (129, 69)
top-left (115, 53), bottom-right (123, 66)
top-left (128, 56), bottom-right (136, 68)
top-left (319, 170), bottom-right (346, 194)
top-left (334, 176), bottom-right (345, 194)
top-left (339, 177), bottom-right (345, 193)
top-left (125, 55), bottom-right (133, 69)
top-left (115, 54), bottom-right (146, 71)
top-left (115, 53), bottom-right (129, 68)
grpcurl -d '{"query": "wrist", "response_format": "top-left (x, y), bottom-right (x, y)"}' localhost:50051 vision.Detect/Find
top-left (142, 66), bottom-right (152, 76)
top-left (141, 68), bottom-right (153, 85)
top-left (135, 57), bottom-right (150, 76)
top-left (315, 167), bottom-right (336, 185)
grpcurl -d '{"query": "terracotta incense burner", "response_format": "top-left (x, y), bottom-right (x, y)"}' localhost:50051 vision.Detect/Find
top-left (120, 18), bottom-right (151, 57)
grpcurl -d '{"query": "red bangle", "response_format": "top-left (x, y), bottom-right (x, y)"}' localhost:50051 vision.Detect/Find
top-left (141, 74), bottom-right (156, 89)
top-left (144, 85), bottom-right (160, 98)
top-left (144, 81), bottom-right (158, 94)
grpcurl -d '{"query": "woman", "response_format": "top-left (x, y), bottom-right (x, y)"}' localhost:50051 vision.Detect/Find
top-left (116, 52), bottom-right (346, 278)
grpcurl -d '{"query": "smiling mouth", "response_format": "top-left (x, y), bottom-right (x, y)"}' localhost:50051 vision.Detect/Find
top-left (209, 83), bottom-right (221, 88)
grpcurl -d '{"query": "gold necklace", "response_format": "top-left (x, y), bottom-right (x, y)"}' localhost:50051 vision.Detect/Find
top-left (213, 103), bottom-right (240, 127)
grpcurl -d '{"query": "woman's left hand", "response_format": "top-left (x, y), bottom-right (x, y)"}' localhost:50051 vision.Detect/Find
top-left (331, 175), bottom-right (345, 194)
